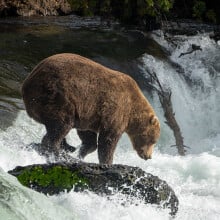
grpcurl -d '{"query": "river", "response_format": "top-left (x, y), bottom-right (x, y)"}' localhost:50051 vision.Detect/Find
top-left (0, 15), bottom-right (220, 220)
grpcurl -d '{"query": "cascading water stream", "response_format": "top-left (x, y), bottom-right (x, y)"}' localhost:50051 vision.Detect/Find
top-left (140, 31), bottom-right (220, 156)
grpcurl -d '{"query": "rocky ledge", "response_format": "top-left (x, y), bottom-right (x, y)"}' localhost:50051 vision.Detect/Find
top-left (0, 0), bottom-right (71, 17)
top-left (9, 161), bottom-right (179, 216)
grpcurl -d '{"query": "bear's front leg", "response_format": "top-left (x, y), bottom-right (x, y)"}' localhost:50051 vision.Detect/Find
top-left (41, 120), bottom-right (73, 160)
top-left (97, 129), bottom-right (122, 165)
top-left (77, 130), bottom-right (97, 159)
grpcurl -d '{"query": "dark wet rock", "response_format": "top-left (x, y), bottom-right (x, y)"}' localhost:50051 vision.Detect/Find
top-left (210, 31), bottom-right (220, 42)
top-left (162, 19), bottom-right (220, 36)
top-left (8, 161), bottom-right (179, 216)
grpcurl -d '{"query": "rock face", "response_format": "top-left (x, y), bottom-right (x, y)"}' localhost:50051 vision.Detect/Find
top-left (0, 0), bottom-right (71, 17)
top-left (9, 161), bottom-right (179, 216)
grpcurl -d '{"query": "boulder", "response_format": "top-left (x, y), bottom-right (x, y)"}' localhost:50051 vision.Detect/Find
top-left (8, 160), bottom-right (179, 216)
top-left (0, 0), bottom-right (71, 17)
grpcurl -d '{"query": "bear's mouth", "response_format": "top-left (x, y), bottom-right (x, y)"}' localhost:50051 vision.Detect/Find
top-left (141, 154), bottom-right (152, 160)
top-left (137, 149), bottom-right (152, 160)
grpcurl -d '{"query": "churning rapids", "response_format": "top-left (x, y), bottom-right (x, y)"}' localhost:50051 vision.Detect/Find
top-left (0, 17), bottom-right (220, 219)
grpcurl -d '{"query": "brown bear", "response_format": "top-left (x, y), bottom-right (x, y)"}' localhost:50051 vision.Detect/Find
top-left (22, 53), bottom-right (160, 164)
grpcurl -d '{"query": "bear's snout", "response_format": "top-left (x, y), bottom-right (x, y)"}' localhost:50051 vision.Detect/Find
top-left (137, 144), bottom-right (154, 160)
top-left (137, 151), bottom-right (152, 160)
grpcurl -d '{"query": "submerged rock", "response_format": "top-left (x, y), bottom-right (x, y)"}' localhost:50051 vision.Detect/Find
top-left (8, 161), bottom-right (179, 216)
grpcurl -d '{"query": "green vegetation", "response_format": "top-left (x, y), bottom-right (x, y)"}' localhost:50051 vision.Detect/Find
top-left (67, 0), bottom-right (220, 25)
top-left (171, 0), bottom-right (219, 24)
top-left (67, 0), bottom-right (173, 24)
top-left (191, 1), bottom-right (218, 23)
top-left (1, 0), bottom-right (219, 25)
top-left (193, 1), bottom-right (206, 20)
top-left (206, 9), bottom-right (217, 24)
top-left (17, 165), bottom-right (89, 193)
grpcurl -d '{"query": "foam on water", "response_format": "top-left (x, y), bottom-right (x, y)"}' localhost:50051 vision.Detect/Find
top-left (0, 168), bottom-right (76, 220)
top-left (0, 111), bottom-right (220, 220)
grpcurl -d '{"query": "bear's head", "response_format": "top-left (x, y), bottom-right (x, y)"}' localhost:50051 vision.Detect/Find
top-left (129, 115), bottom-right (160, 160)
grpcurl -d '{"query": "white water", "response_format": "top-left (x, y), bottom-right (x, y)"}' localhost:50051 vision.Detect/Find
top-left (1, 32), bottom-right (220, 220)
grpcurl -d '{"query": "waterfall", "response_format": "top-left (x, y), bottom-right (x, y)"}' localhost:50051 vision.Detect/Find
top-left (139, 31), bottom-right (220, 155)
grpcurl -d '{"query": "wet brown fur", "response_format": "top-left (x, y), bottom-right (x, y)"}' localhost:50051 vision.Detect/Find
top-left (22, 53), bottom-right (160, 164)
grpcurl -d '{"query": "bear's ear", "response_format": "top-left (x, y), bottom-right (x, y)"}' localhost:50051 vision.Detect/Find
top-left (149, 115), bottom-right (158, 125)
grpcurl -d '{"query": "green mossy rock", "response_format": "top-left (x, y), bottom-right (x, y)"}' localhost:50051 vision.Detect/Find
top-left (9, 161), bottom-right (179, 216)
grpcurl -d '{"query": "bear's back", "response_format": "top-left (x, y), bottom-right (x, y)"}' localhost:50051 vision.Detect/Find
top-left (22, 53), bottom-right (140, 100)
top-left (22, 53), bottom-right (145, 126)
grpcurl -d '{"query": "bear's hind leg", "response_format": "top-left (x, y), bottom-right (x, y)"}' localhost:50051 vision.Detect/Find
top-left (41, 121), bottom-right (72, 160)
top-left (77, 130), bottom-right (97, 159)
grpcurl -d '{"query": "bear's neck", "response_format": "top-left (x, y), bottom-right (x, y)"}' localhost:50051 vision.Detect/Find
top-left (126, 96), bottom-right (153, 136)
